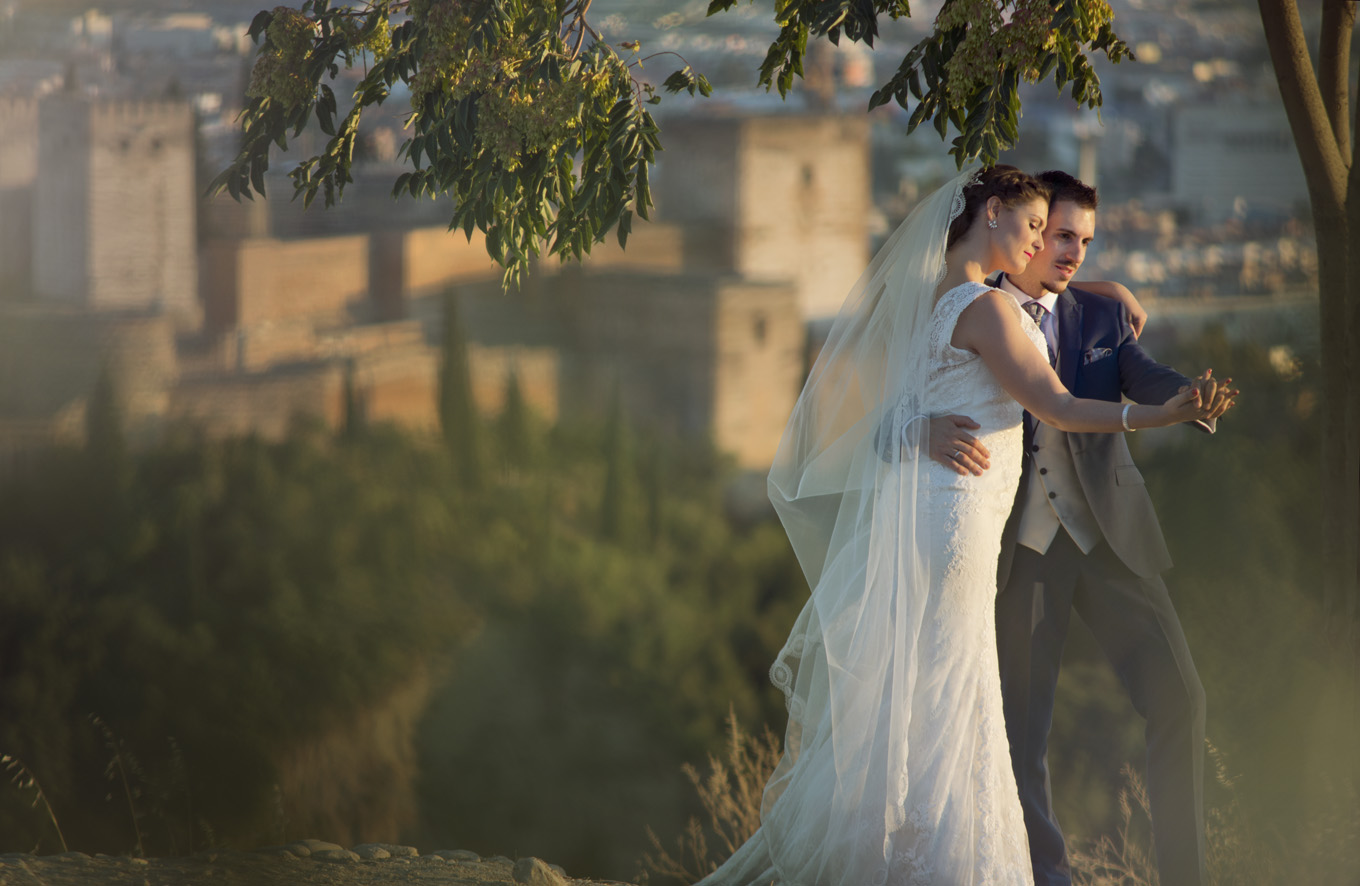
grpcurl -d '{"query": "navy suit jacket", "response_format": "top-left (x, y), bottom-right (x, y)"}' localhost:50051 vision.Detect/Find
top-left (995, 280), bottom-right (1205, 584)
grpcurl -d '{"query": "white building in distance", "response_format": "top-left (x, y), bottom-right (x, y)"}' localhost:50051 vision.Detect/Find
top-left (1172, 100), bottom-right (1307, 223)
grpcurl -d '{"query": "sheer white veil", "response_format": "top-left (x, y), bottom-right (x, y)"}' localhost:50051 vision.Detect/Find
top-left (700, 164), bottom-right (983, 886)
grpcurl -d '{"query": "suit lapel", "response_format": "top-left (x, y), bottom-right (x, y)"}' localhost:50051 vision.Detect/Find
top-left (1057, 290), bottom-right (1082, 393)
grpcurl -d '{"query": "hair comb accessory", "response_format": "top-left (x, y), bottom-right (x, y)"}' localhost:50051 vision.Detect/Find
top-left (948, 165), bottom-right (985, 227)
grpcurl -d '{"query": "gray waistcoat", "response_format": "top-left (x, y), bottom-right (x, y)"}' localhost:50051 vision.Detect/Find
top-left (1016, 420), bottom-right (1103, 554)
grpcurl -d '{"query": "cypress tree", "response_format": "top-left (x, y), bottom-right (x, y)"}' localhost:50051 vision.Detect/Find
top-left (598, 382), bottom-right (629, 541)
top-left (86, 364), bottom-right (128, 482)
top-left (438, 291), bottom-right (482, 491)
top-left (643, 435), bottom-right (664, 546)
top-left (498, 367), bottom-right (532, 469)
top-left (342, 360), bottom-right (366, 441)
top-left (84, 364), bottom-right (132, 530)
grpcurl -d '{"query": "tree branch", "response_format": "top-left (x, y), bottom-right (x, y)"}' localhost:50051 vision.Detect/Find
top-left (1318, 0), bottom-right (1357, 161)
top-left (1256, 0), bottom-right (1348, 213)
top-left (565, 0), bottom-right (596, 60)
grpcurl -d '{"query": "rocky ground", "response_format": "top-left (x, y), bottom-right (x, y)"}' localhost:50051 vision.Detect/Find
top-left (0, 840), bottom-right (633, 886)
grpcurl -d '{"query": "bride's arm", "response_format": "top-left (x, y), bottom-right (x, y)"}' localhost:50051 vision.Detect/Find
top-left (951, 290), bottom-right (1204, 432)
top-left (1075, 279), bottom-right (1146, 338)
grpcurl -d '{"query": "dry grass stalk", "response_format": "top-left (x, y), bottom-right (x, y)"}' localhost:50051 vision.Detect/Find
top-left (640, 708), bottom-right (782, 885)
top-left (1069, 763), bottom-right (1160, 886)
top-left (1069, 742), bottom-right (1310, 886)
top-left (2, 752), bottom-right (68, 852)
top-left (90, 714), bottom-right (147, 857)
top-left (646, 728), bottom-right (1340, 886)
top-left (1200, 741), bottom-right (1281, 885)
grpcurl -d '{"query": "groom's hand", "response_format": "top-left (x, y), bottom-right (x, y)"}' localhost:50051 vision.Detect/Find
top-left (929, 415), bottom-right (990, 476)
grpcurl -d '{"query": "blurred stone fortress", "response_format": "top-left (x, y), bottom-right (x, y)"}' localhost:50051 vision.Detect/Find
top-left (0, 96), bottom-right (870, 471)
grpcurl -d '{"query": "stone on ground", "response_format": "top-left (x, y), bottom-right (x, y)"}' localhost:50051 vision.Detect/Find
top-left (513, 856), bottom-right (568, 886)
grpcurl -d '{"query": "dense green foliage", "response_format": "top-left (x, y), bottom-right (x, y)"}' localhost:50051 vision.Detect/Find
top-left (0, 392), bottom-right (803, 868)
top-left (0, 421), bottom-right (473, 853)
top-left (212, 0), bottom-right (678, 287)
top-left (214, 0), bottom-right (1129, 282)
top-left (708, 0), bottom-right (1130, 164)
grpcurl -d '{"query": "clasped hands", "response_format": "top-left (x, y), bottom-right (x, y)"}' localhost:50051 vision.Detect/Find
top-left (1175, 368), bottom-right (1238, 427)
top-left (924, 370), bottom-right (1239, 476)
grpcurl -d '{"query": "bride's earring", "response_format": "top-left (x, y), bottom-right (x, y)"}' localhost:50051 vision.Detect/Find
top-left (988, 218), bottom-right (998, 229)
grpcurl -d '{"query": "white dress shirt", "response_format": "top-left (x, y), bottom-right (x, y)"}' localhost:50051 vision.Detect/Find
top-left (997, 273), bottom-right (1058, 364)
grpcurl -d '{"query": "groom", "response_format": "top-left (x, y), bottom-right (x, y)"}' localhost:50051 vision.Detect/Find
top-left (928, 171), bottom-right (1234, 886)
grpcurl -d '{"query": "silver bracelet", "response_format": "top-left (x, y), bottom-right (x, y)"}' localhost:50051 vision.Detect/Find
top-left (1121, 402), bottom-right (1134, 432)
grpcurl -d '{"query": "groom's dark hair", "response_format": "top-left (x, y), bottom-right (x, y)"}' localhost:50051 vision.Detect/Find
top-left (1037, 170), bottom-right (1099, 211)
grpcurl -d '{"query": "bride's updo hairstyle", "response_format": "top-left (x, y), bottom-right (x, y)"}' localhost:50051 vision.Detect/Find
top-left (945, 165), bottom-right (1051, 249)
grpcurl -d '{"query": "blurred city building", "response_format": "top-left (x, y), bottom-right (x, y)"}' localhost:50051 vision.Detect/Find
top-left (0, 75), bottom-right (856, 470)
top-left (0, 0), bottom-right (1323, 475)
top-left (1171, 100), bottom-right (1307, 223)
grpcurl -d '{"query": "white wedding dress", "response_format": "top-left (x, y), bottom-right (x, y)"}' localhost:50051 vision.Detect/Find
top-left (700, 281), bottom-right (1041, 886)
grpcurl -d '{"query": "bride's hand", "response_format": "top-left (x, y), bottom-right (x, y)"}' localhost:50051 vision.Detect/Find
top-left (1155, 386), bottom-right (1209, 426)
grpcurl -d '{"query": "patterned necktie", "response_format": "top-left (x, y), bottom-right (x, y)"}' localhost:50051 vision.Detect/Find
top-left (1022, 300), bottom-right (1057, 367)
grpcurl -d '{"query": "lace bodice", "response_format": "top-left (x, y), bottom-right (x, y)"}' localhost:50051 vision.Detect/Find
top-left (925, 280), bottom-right (1047, 432)
top-left (919, 280), bottom-right (1048, 508)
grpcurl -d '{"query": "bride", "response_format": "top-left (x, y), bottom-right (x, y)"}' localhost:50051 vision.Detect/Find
top-left (697, 166), bottom-right (1211, 886)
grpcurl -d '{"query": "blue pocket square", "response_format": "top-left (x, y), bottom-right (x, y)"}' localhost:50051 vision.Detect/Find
top-left (1083, 347), bottom-right (1113, 365)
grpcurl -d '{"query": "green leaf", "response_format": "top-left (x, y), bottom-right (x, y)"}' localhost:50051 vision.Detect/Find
top-left (906, 101), bottom-right (930, 133)
top-left (247, 9), bottom-right (273, 42)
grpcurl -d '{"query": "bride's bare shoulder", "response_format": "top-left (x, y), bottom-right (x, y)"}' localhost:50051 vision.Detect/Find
top-left (961, 288), bottom-right (1021, 320)
top-left (951, 288), bottom-right (1022, 351)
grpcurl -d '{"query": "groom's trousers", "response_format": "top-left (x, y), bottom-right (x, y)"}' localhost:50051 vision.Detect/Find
top-left (996, 530), bottom-right (1207, 886)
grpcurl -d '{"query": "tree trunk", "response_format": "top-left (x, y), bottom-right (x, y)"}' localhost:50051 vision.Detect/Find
top-left (1256, 0), bottom-right (1358, 635)
top-left (1317, 195), bottom-right (1359, 637)
top-left (1343, 140), bottom-right (1360, 632)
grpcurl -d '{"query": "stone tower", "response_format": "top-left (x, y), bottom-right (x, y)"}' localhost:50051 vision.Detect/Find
top-left (654, 113), bottom-right (871, 320)
top-left (32, 96), bottom-right (198, 323)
